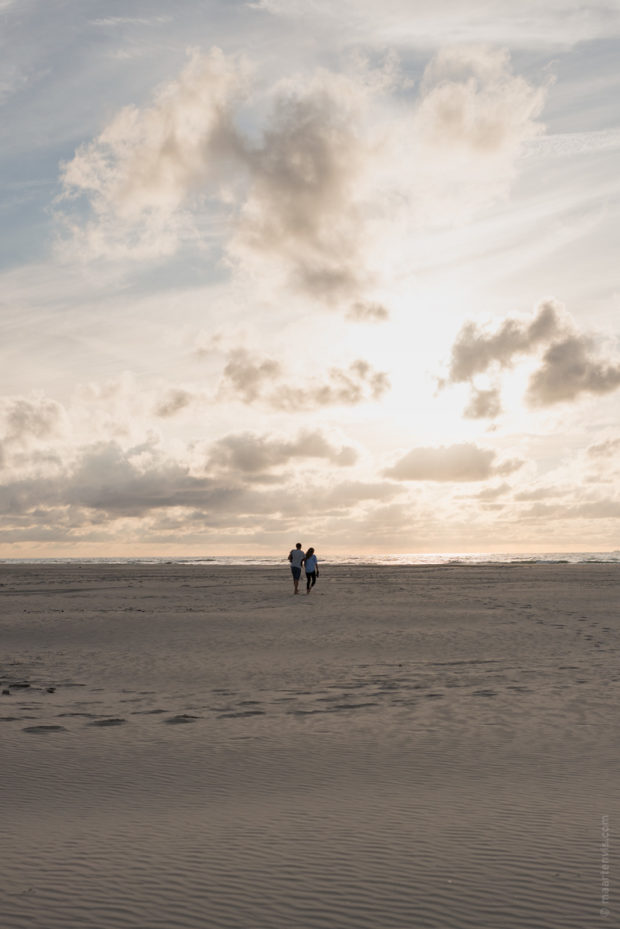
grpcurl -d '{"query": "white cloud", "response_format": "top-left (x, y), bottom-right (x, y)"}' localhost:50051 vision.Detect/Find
top-left (408, 46), bottom-right (547, 223)
top-left (58, 47), bottom-right (248, 259)
top-left (56, 44), bottom-right (548, 305)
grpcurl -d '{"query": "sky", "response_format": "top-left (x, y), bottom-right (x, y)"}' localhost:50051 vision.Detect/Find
top-left (1, 0), bottom-right (619, 557)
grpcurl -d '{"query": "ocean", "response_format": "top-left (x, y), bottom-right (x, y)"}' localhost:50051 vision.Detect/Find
top-left (1, 551), bottom-right (618, 566)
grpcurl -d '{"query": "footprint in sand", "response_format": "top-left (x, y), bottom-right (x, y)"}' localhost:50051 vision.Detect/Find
top-left (87, 718), bottom-right (126, 727)
top-left (23, 725), bottom-right (67, 734)
top-left (131, 708), bottom-right (168, 715)
top-left (326, 702), bottom-right (379, 712)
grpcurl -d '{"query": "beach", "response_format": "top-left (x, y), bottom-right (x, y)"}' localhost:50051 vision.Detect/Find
top-left (1, 562), bottom-right (618, 929)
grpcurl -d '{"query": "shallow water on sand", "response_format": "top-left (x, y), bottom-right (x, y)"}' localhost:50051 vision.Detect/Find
top-left (1, 564), bottom-right (618, 929)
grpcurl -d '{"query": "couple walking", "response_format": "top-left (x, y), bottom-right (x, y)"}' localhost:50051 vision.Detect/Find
top-left (288, 543), bottom-right (319, 595)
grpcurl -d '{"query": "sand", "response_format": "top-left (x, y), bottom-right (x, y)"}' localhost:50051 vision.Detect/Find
top-left (1, 562), bottom-right (618, 929)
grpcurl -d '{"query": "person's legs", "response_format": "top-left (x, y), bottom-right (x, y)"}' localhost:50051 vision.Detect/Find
top-left (291, 565), bottom-right (301, 593)
top-left (306, 571), bottom-right (316, 592)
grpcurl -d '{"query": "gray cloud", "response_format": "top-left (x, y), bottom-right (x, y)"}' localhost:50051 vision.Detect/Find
top-left (587, 437), bottom-right (620, 458)
top-left (154, 389), bottom-right (195, 418)
top-left (220, 352), bottom-right (390, 408)
top-left (314, 480), bottom-right (403, 509)
top-left (448, 300), bottom-right (562, 383)
top-left (0, 441), bottom-right (213, 518)
top-left (473, 482), bottom-right (511, 500)
top-left (206, 430), bottom-right (357, 475)
top-left (276, 360), bottom-right (390, 410)
top-left (63, 442), bottom-right (214, 515)
top-left (57, 45), bottom-right (549, 316)
top-left (0, 396), bottom-right (66, 444)
top-left (514, 485), bottom-right (570, 502)
top-left (523, 499), bottom-right (620, 520)
top-left (444, 300), bottom-right (620, 413)
top-left (463, 386), bottom-right (502, 419)
top-left (60, 50), bottom-right (374, 302)
top-left (525, 335), bottom-right (620, 407)
top-left (384, 442), bottom-right (520, 482)
top-left (220, 349), bottom-right (282, 403)
top-left (233, 77), bottom-right (371, 304)
top-left (346, 300), bottom-right (390, 322)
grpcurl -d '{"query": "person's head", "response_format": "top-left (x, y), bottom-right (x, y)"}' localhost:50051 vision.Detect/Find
top-left (306, 547), bottom-right (314, 557)
top-left (295, 542), bottom-right (302, 550)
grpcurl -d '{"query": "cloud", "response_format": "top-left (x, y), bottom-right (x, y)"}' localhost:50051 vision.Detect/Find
top-left (230, 69), bottom-right (376, 304)
top-left (523, 499), bottom-right (620, 520)
top-left (0, 440), bottom-right (213, 518)
top-left (59, 48), bottom-right (247, 259)
top-left (58, 47), bottom-right (374, 290)
top-left (417, 46), bottom-right (545, 154)
top-left (219, 351), bottom-right (390, 408)
top-left (220, 349), bottom-right (282, 403)
top-left (463, 386), bottom-right (502, 419)
top-left (253, 0), bottom-right (620, 45)
top-left (447, 300), bottom-right (562, 383)
top-left (0, 395), bottom-right (67, 445)
top-left (473, 482), bottom-right (511, 500)
top-left (56, 44), bottom-right (548, 312)
top-left (274, 360), bottom-right (390, 410)
top-left (444, 299), bottom-right (620, 413)
top-left (206, 429), bottom-right (357, 475)
top-left (313, 480), bottom-right (404, 509)
top-left (91, 17), bottom-right (172, 27)
top-left (154, 389), bottom-right (196, 418)
top-left (409, 46), bottom-right (547, 222)
top-left (525, 335), bottom-right (620, 406)
top-left (587, 437), bottom-right (620, 458)
top-left (514, 485), bottom-right (570, 502)
top-left (346, 300), bottom-right (390, 322)
top-left (383, 442), bottom-right (521, 481)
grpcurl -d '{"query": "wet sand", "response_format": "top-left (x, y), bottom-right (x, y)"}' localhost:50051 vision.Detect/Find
top-left (1, 562), bottom-right (618, 928)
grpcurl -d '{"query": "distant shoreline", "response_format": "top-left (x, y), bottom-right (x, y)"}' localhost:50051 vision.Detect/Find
top-left (0, 552), bottom-right (618, 567)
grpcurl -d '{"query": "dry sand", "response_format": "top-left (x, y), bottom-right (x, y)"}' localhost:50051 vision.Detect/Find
top-left (1, 562), bottom-right (618, 928)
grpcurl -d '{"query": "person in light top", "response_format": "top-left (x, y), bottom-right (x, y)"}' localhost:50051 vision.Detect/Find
top-left (288, 542), bottom-right (305, 594)
top-left (304, 547), bottom-right (319, 594)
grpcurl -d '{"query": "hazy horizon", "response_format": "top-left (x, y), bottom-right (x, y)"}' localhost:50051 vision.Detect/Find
top-left (1, 0), bottom-right (619, 557)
